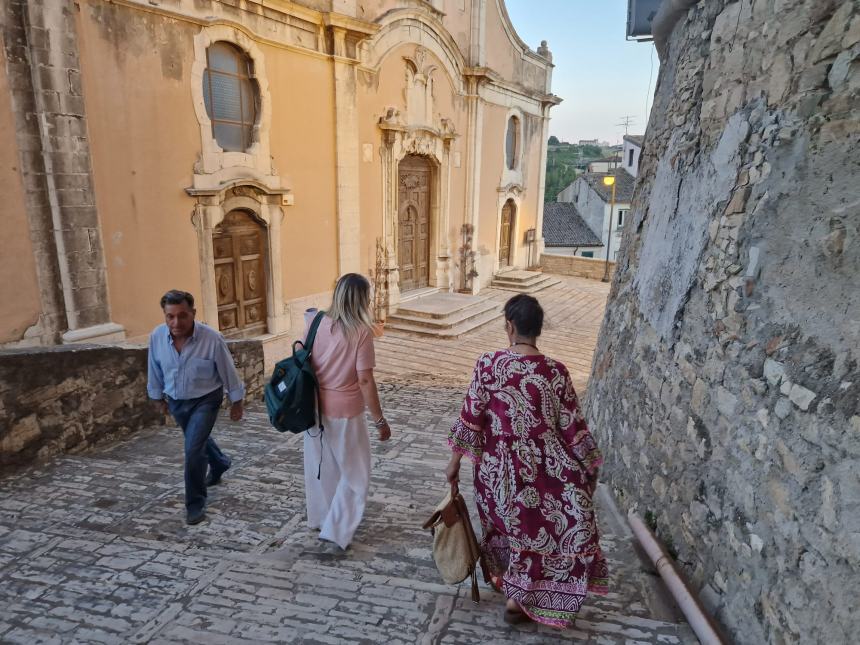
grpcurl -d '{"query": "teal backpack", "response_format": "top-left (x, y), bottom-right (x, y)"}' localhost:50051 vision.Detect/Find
top-left (265, 311), bottom-right (326, 441)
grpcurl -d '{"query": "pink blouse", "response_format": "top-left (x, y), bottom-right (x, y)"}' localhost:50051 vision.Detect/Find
top-left (304, 311), bottom-right (375, 419)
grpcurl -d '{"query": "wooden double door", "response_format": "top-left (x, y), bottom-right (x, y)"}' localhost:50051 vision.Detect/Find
top-left (499, 199), bottom-right (516, 266)
top-left (213, 210), bottom-right (268, 338)
top-left (398, 155), bottom-right (431, 292)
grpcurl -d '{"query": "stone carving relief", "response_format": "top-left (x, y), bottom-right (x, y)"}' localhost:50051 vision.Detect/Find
top-left (404, 46), bottom-right (438, 128)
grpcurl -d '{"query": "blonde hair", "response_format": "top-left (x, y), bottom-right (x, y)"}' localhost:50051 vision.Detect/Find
top-left (328, 273), bottom-right (374, 338)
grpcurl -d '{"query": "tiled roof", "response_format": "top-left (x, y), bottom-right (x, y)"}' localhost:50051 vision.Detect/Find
top-left (624, 134), bottom-right (644, 146)
top-left (543, 202), bottom-right (603, 247)
top-left (582, 169), bottom-right (635, 203)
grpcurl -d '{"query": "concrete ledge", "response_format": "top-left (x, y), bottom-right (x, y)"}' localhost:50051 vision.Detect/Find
top-left (0, 340), bottom-right (264, 471)
top-left (61, 322), bottom-right (126, 344)
top-left (541, 253), bottom-right (616, 281)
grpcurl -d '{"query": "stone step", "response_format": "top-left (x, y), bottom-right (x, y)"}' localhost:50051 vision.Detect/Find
top-left (386, 299), bottom-right (500, 330)
top-left (398, 286), bottom-right (441, 303)
top-left (491, 275), bottom-right (562, 294)
top-left (393, 293), bottom-right (494, 320)
top-left (384, 307), bottom-right (503, 339)
top-left (492, 269), bottom-right (546, 285)
top-left (492, 274), bottom-right (549, 288)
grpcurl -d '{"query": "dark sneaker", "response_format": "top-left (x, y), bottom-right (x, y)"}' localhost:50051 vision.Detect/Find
top-left (186, 509), bottom-right (206, 525)
top-left (205, 464), bottom-right (230, 487)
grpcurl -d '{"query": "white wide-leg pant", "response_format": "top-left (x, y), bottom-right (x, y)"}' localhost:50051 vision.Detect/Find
top-left (303, 414), bottom-right (371, 549)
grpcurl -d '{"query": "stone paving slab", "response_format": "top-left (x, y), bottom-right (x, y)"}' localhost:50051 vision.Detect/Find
top-left (0, 276), bottom-right (696, 644)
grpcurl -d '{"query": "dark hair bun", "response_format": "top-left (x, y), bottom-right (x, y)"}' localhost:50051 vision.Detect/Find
top-left (503, 294), bottom-right (544, 338)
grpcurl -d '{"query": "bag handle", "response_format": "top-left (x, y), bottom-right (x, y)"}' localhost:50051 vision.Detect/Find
top-left (291, 311), bottom-right (326, 358)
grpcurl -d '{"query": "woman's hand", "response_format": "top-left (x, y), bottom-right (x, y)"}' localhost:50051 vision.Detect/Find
top-left (377, 420), bottom-right (391, 442)
top-left (445, 454), bottom-right (462, 484)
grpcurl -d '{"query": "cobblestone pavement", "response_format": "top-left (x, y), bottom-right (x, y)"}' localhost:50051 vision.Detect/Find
top-left (0, 277), bottom-right (697, 644)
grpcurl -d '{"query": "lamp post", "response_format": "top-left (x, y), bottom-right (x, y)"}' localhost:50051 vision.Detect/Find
top-left (601, 174), bottom-right (616, 283)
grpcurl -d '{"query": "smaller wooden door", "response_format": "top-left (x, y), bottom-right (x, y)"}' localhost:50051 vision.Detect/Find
top-left (398, 155), bottom-right (431, 291)
top-left (499, 200), bottom-right (515, 266)
top-left (213, 211), bottom-right (268, 338)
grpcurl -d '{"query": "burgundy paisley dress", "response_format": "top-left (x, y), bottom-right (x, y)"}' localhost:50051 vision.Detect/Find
top-left (448, 350), bottom-right (608, 628)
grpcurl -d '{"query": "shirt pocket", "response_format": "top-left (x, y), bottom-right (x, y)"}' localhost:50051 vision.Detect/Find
top-left (189, 358), bottom-right (216, 383)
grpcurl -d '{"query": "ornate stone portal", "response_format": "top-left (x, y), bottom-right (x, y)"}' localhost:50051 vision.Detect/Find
top-left (378, 47), bottom-right (457, 311)
top-left (186, 182), bottom-right (289, 336)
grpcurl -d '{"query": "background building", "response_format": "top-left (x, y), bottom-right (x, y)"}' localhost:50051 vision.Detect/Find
top-left (0, 0), bottom-right (559, 348)
top-left (555, 169), bottom-right (634, 261)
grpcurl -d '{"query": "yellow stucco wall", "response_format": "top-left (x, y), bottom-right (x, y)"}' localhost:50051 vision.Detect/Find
top-left (262, 44), bottom-right (339, 300)
top-left (75, 2), bottom-right (339, 339)
top-left (0, 41), bottom-right (43, 343)
top-left (76, 3), bottom-right (202, 339)
top-left (484, 0), bottom-right (518, 82)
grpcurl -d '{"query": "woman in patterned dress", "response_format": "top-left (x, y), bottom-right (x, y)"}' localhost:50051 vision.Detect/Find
top-left (445, 294), bottom-right (608, 627)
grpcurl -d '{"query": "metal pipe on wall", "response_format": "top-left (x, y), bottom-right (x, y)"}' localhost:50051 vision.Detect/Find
top-left (628, 511), bottom-right (726, 645)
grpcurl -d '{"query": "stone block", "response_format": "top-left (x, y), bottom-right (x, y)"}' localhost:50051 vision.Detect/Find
top-left (811, 1), bottom-right (854, 62)
top-left (774, 397), bottom-right (792, 419)
top-left (763, 359), bottom-right (785, 387)
top-left (0, 414), bottom-right (42, 454)
top-left (716, 386), bottom-right (738, 416)
top-left (788, 383), bottom-right (816, 410)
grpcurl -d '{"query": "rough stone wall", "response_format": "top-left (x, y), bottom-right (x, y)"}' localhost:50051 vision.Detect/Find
top-left (541, 253), bottom-right (616, 281)
top-left (0, 340), bottom-right (265, 471)
top-left (584, 2), bottom-right (860, 644)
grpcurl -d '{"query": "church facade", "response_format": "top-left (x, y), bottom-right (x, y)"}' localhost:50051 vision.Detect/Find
top-left (0, 0), bottom-right (558, 345)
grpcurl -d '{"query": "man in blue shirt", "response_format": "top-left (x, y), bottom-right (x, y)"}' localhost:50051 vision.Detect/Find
top-left (147, 290), bottom-right (245, 525)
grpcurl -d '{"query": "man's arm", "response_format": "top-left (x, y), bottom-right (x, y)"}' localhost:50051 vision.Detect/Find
top-left (213, 337), bottom-right (245, 421)
top-left (146, 334), bottom-right (168, 416)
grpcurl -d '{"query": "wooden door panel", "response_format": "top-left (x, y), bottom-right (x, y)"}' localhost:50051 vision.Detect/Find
top-left (218, 306), bottom-right (238, 332)
top-left (215, 261), bottom-right (236, 305)
top-left (213, 237), bottom-right (233, 260)
top-left (213, 211), bottom-right (268, 338)
top-left (241, 258), bottom-right (264, 300)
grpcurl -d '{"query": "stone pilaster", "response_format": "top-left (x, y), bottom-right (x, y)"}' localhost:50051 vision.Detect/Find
top-left (462, 73), bottom-right (485, 294)
top-left (330, 25), bottom-right (361, 275)
top-left (5, 0), bottom-right (123, 344)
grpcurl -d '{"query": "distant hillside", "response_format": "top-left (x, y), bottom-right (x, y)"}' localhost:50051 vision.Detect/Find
top-left (544, 142), bottom-right (604, 202)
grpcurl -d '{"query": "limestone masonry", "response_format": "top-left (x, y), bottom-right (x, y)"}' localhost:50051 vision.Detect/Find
top-left (585, 1), bottom-right (860, 643)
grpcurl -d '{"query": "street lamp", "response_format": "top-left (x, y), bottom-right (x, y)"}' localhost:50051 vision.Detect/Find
top-left (601, 174), bottom-right (616, 283)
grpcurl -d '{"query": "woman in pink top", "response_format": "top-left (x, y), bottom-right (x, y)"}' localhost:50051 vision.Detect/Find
top-left (303, 273), bottom-right (391, 550)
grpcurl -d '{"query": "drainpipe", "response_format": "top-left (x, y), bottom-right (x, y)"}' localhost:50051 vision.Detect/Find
top-left (651, 0), bottom-right (699, 62)
top-left (628, 511), bottom-right (726, 645)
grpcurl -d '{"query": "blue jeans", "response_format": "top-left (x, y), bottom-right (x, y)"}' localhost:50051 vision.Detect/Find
top-left (167, 388), bottom-right (231, 513)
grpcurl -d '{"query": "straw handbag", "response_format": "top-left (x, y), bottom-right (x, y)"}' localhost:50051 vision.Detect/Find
top-left (422, 483), bottom-right (485, 602)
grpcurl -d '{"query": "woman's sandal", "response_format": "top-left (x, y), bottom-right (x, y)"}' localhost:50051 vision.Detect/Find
top-left (503, 606), bottom-right (533, 625)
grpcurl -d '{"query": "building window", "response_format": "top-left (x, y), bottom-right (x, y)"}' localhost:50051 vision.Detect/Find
top-left (203, 42), bottom-right (258, 152)
top-left (582, 251), bottom-right (594, 258)
top-left (628, 149), bottom-right (634, 167)
top-left (617, 209), bottom-right (628, 228)
top-left (505, 116), bottom-right (520, 170)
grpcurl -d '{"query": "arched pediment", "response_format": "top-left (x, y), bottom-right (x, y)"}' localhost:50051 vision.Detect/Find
top-left (360, 9), bottom-right (467, 96)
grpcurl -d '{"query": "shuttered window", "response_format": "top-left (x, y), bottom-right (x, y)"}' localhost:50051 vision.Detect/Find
top-left (505, 116), bottom-right (520, 170)
top-left (203, 42), bottom-right (258, 152)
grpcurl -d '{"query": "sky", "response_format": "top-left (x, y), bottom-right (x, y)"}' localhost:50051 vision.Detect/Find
top-left (505, 0), bottom-right (659, 145)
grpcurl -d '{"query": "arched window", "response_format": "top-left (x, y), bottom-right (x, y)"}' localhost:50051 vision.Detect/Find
top-left (505, 115), bottom-right (520, 170)
top-left (203, 42), bottom-right (258, 152)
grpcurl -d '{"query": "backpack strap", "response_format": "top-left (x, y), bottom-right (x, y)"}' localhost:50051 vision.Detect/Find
top-left (305, 310), bottom-right (326, 354)
top-left (305, 310), bottom-right (326, 480)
